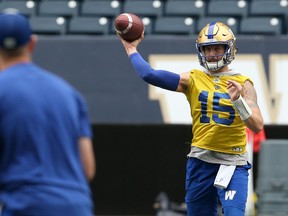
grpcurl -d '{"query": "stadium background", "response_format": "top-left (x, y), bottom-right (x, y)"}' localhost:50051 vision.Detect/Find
top-left (32, 36), bottom-right (288, 215)
top-left (4, 0), bottom-right (288, 214)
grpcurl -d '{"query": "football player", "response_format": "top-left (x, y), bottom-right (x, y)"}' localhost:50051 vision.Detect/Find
top-left (117, 22), bottom-right (263, 216)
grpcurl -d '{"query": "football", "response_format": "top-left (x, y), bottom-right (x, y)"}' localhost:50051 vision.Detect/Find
top-left (114, 13), bottom-right (144, 41)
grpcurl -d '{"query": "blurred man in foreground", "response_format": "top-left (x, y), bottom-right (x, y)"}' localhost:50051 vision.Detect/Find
top-left (0, 12), bottom-right (95, 216)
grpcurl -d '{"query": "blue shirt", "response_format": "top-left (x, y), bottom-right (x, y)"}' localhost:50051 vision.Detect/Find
top-left (0, 63), bottom-right (93, 215)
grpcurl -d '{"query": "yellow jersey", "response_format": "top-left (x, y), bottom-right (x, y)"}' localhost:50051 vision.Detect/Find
top-left (185, 69), bottom-right (252, 154)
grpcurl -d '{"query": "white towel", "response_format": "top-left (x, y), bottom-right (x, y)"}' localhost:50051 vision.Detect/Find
top-left (214, 165), bottom-right (236, 189)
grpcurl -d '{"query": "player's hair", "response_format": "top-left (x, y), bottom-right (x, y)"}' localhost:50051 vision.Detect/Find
top-left (0, 46), bottom-right (26, 59)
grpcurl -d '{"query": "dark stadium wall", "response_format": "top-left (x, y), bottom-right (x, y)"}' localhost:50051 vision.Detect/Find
top-left (91, 124), bottom-right (192, 215)
top-left (90, 124), bottom-right (288, 215)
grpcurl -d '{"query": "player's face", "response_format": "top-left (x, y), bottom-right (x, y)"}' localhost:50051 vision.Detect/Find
top-left (203, 45), bottom-right (226, 62)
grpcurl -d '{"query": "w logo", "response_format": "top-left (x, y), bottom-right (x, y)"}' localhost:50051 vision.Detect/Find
top-left (225, 190), bottom-right (237, 200)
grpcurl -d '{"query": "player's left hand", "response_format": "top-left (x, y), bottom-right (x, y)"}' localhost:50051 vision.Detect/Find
top-left (227, 80), bottom-right (242, 101)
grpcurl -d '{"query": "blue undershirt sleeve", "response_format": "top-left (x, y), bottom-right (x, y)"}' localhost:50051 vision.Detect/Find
top-left (130, 52), bottom-right (180, 91)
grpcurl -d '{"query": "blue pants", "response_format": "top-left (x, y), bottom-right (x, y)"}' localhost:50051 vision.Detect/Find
top-left (185, 157), bottom-right (251, 216)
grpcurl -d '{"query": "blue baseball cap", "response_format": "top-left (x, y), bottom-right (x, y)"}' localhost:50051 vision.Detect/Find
top-left (0, 11), bottom-right (32, 50)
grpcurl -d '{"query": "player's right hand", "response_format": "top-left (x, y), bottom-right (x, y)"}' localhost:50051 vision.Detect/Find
top-left (117, 31), bottom-right (144, 57)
